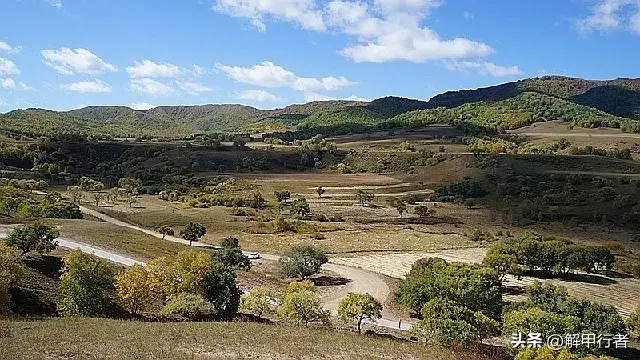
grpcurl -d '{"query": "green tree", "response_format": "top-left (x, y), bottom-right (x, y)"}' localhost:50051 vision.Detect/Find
top-left (278, 281), bottom-right (329, 327)
top-left (67, 186), bottom-right (84, 204)
top-left (91, 191), bottom-right (104, 206)
top-left (526, 281), bottom-right (568, 313)
top-left (212, 237), bottom-right (250, 270)
top-left (411, 298), bottom-right (498, 346)
top-left (338, 292), bottom-right (383, 333)
top-left (274, 190), bottom-right (291, 203)
top-left (355, 190), bottom-right (374, 206)
top-left (395, 257), bottom-right (502, 317)
top-left (118, 178), bottom-right (140, 208)
top-left (0, 244), bottom-right (23, 316)
top-left (158, 225), bottom-right (174, 240)
top-left (4, 223), bottom-right (59, 256)
top-left (203, 261), bottom-right (241, 320)
top-left (115, 264), bottom-right (151, 315)
top-left (58, 250), bottom-right (117, 317)
top-left (240, 287), bottom-right (274, 318)
top-left (316, 186), bottom-right (326, 198)
top-left (291, 197), bottom-right (311, 216)
top-left (181, 222), bottom-right (206, 246)
top-left (502, 307), bottom-right (580, 341)
top-left (482, 250), bottom-right (519, 281)
top-left (280, 245), bottom-right (328, 279)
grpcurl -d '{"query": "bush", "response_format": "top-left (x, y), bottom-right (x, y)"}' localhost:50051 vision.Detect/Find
top-left (628, 304), bottom-right (640, 337)
top-left (160, 293), bottom-right (215, 321)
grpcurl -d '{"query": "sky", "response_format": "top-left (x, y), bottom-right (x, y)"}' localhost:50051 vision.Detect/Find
top-left (0, 0), bottom-right (639, 112)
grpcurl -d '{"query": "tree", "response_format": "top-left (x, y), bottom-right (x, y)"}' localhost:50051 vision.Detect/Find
top-left (274, 190), bottom-right (291, 203)
top-left (316, 186), bottom-right (326, 198)
top-left (502, 307), bottom-right (580, 343)
top-left (0, 244), bottom-right (23, 316)
top-left (91, 191), bottom-right (104, 207)
top-left (181, 222), bottom-right (206, 246)
top-left (482, 250), bottom-right (519, 281)
top-left (280, 245), bottom-right (328, 279)
top-left (411, 298), bottom-right (498, 346)
top-left (526, 281), bottom-right (568, 313)
top-left (278, 281), bottom-right (329, 327)
top-left (67, 186), bottom-right (85, 204)
top-left (4, 224), bottom-right (59, 256)
top-left (212, 237), bottom-right (250, 270)
top-left (158, 225), bottom-right (174, 240)
top-left (394, 257), bottom-right (502, 317)
top-left (355, 190), bottom-right (374, 206)
top-left (147, 251), bottom-right (210, 298)
top-left (115, 265), bottom-right (151, 315)
top-left (629, 303), bottom-right (640, 338)
top-left (106, 188), bottom-right (120, 204)
top-left (291, 197), bottom-right (311, 216)
top-left (338, 292), bottom-right (382, 333)
top-left (58, 250), bottom-right (117, 317)
top-left (240, 287), bottom-right (274, 318)
top-left (118, 178), bottom-right (140, 208)
top-left (414, 205), bottom-right (430, 218)
top-left (387, 198), bottom-right (407, 217)
top-left (249, 191), bottom-right (266, 209)
top-left (203, 261), bottom-right (241, 319)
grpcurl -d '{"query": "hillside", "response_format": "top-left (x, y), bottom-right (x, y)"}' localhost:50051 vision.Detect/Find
top-left (428, 76), bottom-right (640, 119)
top-left (0, 100), bottom-right (364, 138)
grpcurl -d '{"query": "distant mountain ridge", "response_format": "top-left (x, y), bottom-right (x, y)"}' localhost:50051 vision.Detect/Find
top-left (1, 75), bottom-right (639, 138)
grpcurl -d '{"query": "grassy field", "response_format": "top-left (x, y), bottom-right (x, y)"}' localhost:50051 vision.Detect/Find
top-left (0, 318), bottom-right (507, 360)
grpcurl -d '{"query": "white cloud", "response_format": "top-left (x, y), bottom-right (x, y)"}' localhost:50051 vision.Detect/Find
top-left (192, 64), bottom-right (207, 77)
top-left (463, 11), bottom-right (474, 20)
top-left (41, 48), bottom-right (117, 75)
top-left (130, 78), bottom-right (172, 96)
top-left (0, 40), bottom-right (22, 53)
top-left (444, 61), bottom-right (522, 77)
top-left (305, 92), bottom-right (370, 102)
top-left (130, 102), bottom-right (155, 110)
top-left (176, 81), bottom-right (214, 95)
top-left (60, 79), bottom-right (112, 93)
top-left (126, 60), bottom-right (181, 78)
top-left (45, 0), bottom-right (63, 9)
top-left (234, 89), bottom-right (282, 102)
top-left (0, 78), bottom-right (32, 90)
top-left (213, 0), bottom-right (326, 32)
top-left (213, 0), bottom-right (493, 63)
top-left (216, 61), bottom-right (355, 91)
top-left (0, 58), bottom-right (20, 75)
top-left (578, 0), bottom-right (640, 34)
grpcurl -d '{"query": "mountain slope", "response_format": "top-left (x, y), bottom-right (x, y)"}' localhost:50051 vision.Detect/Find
top-left (427, 76), bottom-right (640, 119)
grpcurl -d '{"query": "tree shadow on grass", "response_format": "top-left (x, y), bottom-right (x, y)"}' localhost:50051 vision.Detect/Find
top-left (22, 255), bottom-right (63, 279)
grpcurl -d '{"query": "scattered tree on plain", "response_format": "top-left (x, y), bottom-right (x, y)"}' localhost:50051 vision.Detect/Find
top-left (291, 197), bottom-right (311, 216)
top-left (158, 225), bottom-right (174, 240)
top-left (280, 245), bottom-right (328, 279)
top-left (181, 222), bottom-right (206, 246)
top-left (414, 205), bottom-right (430, 218)
top-left (274, 190), bottom-right (291, 203)
top-left (277, 281), bottom-right (329, 327)
top-left (355, 190), bottom-right (374, 206)
top-left (337, 292), bottom-right (382, 333)
top-left (316, 186), bottom-right (326, 198)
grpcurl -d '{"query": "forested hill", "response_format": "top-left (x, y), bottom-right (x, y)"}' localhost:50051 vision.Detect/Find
top-left (428, 76), bottom-right (640, 119)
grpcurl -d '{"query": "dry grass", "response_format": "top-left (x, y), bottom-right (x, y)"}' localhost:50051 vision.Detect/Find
top-left (0, 318), bottom-right (506, 360)
top-left (47, 218), bottom-right (188, 261)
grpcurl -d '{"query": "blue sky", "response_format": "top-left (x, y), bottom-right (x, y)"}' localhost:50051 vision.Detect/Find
top-left (1, 0), bottom-right (639, 112)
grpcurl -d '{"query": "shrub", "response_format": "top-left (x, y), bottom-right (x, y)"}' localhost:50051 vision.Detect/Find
top-left (160, 293), bottom-right (214, 321)
top-left (280, 245), bottom-right (328, 279)
top-left (240, 287), bottom-right (274, 318)
top-left (338, 292), bottom-right (383, 333)
top-left (278, 281), bottom-right (329, 327)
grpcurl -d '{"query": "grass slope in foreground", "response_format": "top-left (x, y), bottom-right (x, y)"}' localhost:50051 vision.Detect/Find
top-left (0, 318), bottom-right (505, 360)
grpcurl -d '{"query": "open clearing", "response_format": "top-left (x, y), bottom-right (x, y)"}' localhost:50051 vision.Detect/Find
top-left (331, 248), bottom-right (640, 317)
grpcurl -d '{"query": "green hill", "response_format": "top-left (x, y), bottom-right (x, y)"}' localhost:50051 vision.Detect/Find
top-left (428, 76), bottom-right (640, 119)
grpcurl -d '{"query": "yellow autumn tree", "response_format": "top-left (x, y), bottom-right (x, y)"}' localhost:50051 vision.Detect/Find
top-left (0, 243), bottom-right (23, 316)
top-left (147, 250), bottom-right (210, 298)
top-left (115, 264), bottom-right (151, 314)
